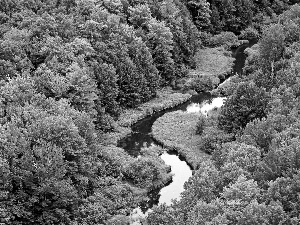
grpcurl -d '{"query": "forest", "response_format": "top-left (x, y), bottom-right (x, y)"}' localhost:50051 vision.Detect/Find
top-left (1, 0), bottom-right (300, 224)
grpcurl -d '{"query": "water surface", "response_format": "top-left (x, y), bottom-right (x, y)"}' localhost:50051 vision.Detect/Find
top-left (186, 97), bottom-right (226, 115)
top-left (158, 152), bottom-right (193, 205)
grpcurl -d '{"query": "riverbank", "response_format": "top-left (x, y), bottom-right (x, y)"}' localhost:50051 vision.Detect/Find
top-left (101, 88), bottom-right (192, 146)
top-left (152, 100), bottom-right (234, 170)
top-left (152, 111), bottom-right (210, 170)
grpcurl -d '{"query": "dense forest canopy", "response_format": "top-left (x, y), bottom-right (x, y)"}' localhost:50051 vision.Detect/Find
top-left (1, 0), bottom-right (300, 224)
top-left (207, 0), bottom-right (299, 33)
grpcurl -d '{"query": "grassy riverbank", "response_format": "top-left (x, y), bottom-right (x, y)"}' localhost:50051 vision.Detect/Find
top-left (152, 110), bottom-right (234, 169)
top-left (152, 111), bottom-right (210, 169)
top-left (177, 47), bottom-right (235, 92)
top-left (101, 88), bottom-right (192, 146)
top-left (194, 47), bottom-right (235, 78)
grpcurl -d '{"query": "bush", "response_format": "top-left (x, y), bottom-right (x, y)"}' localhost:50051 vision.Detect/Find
top-left (239, 27), bottom-right (260, 40)
top-left (123, 158), bottom-right (162, 189)
top-left (193, 76), bottom-right (214, 92)
top-left (185, 76), bottom-right (219, 93)
top-left (196, 115), bottom-right (206, 135)
top-left (209, 32), bottom-right (239, 49)
top-left (198, 31), bottom-right (213, 46)
top-left (213, 75), bottom-right (241, 96)
top-left (199, 127), bottom-right (234, 154)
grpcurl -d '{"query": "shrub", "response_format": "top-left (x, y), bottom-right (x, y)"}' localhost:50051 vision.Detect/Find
top-left (123, 158), bottom-right (162, 189)
top-left (194, 76), bottom-right (214, 92)
top-left (198, 31), bottom-right (213, 46)
top-left (239, 27), bottom-right (260, 40)
top-left (186, 76), bottom-right (219, 92)
top-left (196, 115), bottom-right (206, 135)
top-left (199, 127), bottom-right (234, 154)
top-left (209, 32), bottom-right (239, 49)
top-left (214, 75), bottom-right (240, 96)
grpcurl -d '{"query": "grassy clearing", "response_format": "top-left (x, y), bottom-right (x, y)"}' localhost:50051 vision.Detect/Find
top-left (101, 88), bottom-right (192, 145)
top-left (177, 47), bottom-right (235, 93)
top-left (152, 111), bottom-right (210, 169)
top-left (193, 47), bottom-right (234, 77)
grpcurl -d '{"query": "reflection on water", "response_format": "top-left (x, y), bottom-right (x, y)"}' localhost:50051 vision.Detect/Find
top-left (158, 152), bottom-right (193, 205)
top-left (130, 151), bottom-right (192, 221)
top-left (118, 132), bottom-right (155, 157)
top-left (186, 97), bottom-right (226, 115)
top-left (130, 151), bottom-right (192, 222)
top-left (232, 39), bottom-right (257, 75)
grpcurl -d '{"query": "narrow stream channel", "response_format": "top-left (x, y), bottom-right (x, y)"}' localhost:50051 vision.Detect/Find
top-left (117, 39), bottom-right (257, 216)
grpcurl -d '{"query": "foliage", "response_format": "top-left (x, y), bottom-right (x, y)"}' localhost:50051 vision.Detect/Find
top-left (123, 157), bottom-right (163, 189)
top-left (178, 47), bottom-right (235, 92)
top-left (195, 114), bottom-right (206, 134)
top-left (218, 82), bottom-right (269, 133)
top-left (186, 0), bottom-right (211, 30)
top-left (208, 0), bottom-right (294, 34)
top-left (0, 0), bottom-right (202, 220)
top-left (212, 75), bottom-right (241, 96)
top-left (183, 75), bottom-right (216, 92)
top-left (239, 26), bottom-right (260, 40)
top-left (0, 76), bottom-right (136, 224)
top-left (198, 126), bottom-right (234, 154)
top-left (209, 32), bottom-right (239, 49)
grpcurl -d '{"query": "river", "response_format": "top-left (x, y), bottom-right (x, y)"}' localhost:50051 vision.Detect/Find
top-left (117, 39), bottom-right (256, 217)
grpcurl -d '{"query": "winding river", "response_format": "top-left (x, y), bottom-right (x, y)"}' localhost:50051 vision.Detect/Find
top-left (117, 39), bottom-right (257, 216)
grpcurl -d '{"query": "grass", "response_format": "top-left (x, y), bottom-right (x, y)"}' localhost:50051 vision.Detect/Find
top-left (177, 47), bottom-right (235, 93)
top-left (193, 47), bottom-right (235, 78)
top-left (118, 88), bottom-right (192, 127)
top-left (152, 111), bottom-right (210, 169)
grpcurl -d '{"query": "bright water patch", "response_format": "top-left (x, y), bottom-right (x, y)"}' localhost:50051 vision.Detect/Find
top-left (158, 152), bottom-right (193, 205)
top-left (186, 97), bottom-right (226, 115)
top-left (129, 151), bottom-right (192, 224)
